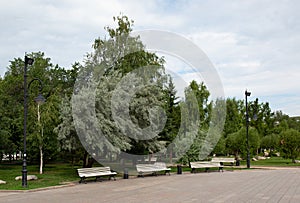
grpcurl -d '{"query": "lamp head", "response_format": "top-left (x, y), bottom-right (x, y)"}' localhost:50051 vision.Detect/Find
top-left (253, 114), bottom-right (258, 121)
top-left (25, 56), bottom-right (34, 65)
top-left (34, 94), bottom-right (46, 105)
top-left (245, 90), bottom-right (251, 97)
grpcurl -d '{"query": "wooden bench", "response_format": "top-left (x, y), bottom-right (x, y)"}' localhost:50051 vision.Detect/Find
top-left (211, 157), bottom-right (235, 171)
top-left (136, 162), bottom-right (171, 177)
top-left (77, 167), bottom-right (117, 183)
top-left (190, 161), bottom-right (223, 173)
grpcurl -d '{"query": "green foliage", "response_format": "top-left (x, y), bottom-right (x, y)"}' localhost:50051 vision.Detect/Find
top-left (226, 127), bottom-right (260, 158)
top-left (0, 52), bottom-right (77, 168)
top-left (55, 96), bottom-right (84, 156)
top-left (212, 136), bottom-right (226, 156)
top-left (279, 129), bottom-right (300, 162)
top-left (249, 100), bottom-right (273, 136)
top-left (159, 76), bottom-right (181, 143)
top-left (72, 14), bottom-right (170, 161)
top-left (260, 134), bottom-right (280, 150)
top-left (188, 80), bottom-right (211, 128)
top-left (23, 53), bottom-right (63, 165)
top-left (219, 97), bottom-right (300, 157)
top-left (223, 98), bottom-right (244, 137)
top-left (175, 82), bottom-right (226, 164)
top-left (288, 117), bottom-right (300, 131)
top-left (0, 58), bottom-right (25, 156)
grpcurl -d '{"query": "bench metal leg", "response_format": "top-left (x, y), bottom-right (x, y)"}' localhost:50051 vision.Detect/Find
top-left (79, 177), bottom-right (87, 184)
top-left (138, 172), bottom-right (144, 178)
top-left (219, 162), bottom-right (224, 172)
top-left (109, 175), bottom-right (116, 181)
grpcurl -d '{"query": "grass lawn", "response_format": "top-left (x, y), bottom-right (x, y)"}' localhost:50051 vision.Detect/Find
top-left (245, 156), bottom-right (300, 167)
top-left (0, 162), bottom-right (79, 190)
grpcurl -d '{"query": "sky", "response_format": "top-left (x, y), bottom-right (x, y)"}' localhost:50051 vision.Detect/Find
top-left (0, 0), bottom-right (299, 116)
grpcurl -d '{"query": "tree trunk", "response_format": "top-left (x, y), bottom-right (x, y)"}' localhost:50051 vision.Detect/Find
top-left (40, 145), bottom-right (43, 174)
top-left (83, 151), bottom-right (88, 168)
top-left (148, 154), bottom-right (152, 163)
top-left (38, 104), bottom-right (44, 174)
top-left (169, 149), bottom-right (173, 164)
top-left (87, 157), bottom-right (95, 168)
top-left (71, 150), bottom-right (74, 167)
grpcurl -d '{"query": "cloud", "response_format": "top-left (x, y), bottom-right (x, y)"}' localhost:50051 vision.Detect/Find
top-left (0, 0), bottom-right (299, 116)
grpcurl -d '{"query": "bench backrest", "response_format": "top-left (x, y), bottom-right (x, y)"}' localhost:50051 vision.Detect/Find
top-left (136, 162), bottom-right (169, 172)
top-left (144, 157), bottom-right (157, 162)
top-left (77, 167), bottom-right (112, 176)
top-left (154, 162), bottom-right (168, 169)
top-left (136, 164), bottom-right (156, 172)
top-left (211, 158), bottom-right (235, 163)
top-left (190, 161), bottom-right (221, 168)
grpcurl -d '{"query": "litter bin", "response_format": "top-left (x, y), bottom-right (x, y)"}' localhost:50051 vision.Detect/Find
top-left (123, 168), bottom-right (129, 179)
top-left (236, 159), bottom-right (240, 166)
top-left (177, 165), bottom-right (182, 174)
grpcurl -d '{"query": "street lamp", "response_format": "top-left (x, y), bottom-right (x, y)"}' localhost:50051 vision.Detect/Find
top-left (245, 90), bottom-right (251, 169)
top-left (23, 55), bottom-right (45, 187)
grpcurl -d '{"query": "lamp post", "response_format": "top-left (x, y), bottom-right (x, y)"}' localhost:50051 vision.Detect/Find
top-left (23, 55), bottom-right (45, 187)
top-left (245, 90), bottom-right (251, 169)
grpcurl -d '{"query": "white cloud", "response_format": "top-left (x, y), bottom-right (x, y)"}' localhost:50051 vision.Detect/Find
top-left (0, 0), bottom-right (299, 116)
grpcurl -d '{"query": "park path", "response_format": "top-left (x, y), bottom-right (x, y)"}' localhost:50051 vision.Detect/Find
top-left (0, 168), bottom-right (300, 203)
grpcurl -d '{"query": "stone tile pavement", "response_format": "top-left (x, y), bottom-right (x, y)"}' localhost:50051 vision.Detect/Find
top-left (0, 168), bottom-right (299, 203)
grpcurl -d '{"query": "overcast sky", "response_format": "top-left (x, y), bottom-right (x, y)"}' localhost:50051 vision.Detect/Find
top-left (0, 0), bottom-right (299, 116)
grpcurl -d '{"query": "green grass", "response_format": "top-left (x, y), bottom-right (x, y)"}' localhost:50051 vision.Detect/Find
top-left (245, 157), bottom-right (300, 167)
top-left (0, 163), bottom-right (79, 190)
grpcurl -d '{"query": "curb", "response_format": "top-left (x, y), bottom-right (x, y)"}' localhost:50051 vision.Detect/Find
top-left (0, 182), bottom-right (76, 193)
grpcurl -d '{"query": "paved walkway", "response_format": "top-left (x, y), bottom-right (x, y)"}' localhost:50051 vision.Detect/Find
top-left (1, 168), bottom-right (300, 203)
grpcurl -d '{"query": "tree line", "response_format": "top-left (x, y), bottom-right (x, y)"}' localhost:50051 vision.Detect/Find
top-left (0, 15), bottom-right (299, 171)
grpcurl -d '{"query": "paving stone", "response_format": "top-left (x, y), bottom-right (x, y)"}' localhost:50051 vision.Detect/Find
top-left (1, 168), bottom-right (300, 203)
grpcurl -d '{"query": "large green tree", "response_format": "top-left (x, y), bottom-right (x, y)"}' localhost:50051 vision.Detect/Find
top-left (260, 133), bottom-right (280, 152)
top-left (175, 80), bottom-right (214, 164)
top-left (54, 95), bottom-right (87, 166)
top-left (226, 127), bottom-right (260, 158)
top-left (279, 129), bottom-right (300, 163)
top-left (158, 76), bottom-right (181, 162)
top-left (0, 58), bottom-right (25, 160)
top-left (223, 98), bottom-right (244, 137)
top-left (248, 99), bottom-right (274, 137)
top-left (0, 52), bottom-right (73, 171)
top-left (70, 15), bottom-right (171, 168)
